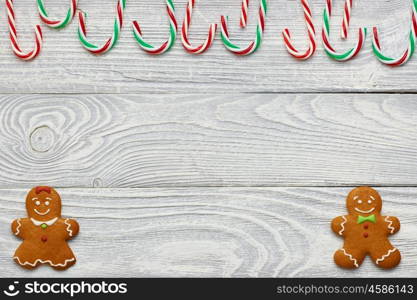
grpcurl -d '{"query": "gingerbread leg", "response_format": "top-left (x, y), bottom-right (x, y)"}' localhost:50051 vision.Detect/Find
top-left (49, 245), bottom-right (77, 271)
top-left (13, 244), bottom-right (41, 270)
top-left (334, 247), bottom-right (366, 269)
top-left (370, 243), bottom-right (401, 269)
top-left (13, 257), bottom-right (38, 270)
top-left (52, 259), bottom-right (76, 271)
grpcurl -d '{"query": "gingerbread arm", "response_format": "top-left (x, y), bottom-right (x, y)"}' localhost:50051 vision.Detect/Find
top-left (63, 218), bottom-right (79, 240)
top-left (383, 216), bottom-right (400, 235)
top-left (331, 215), bottom-right (348, 236)
top-left (11, 218), bottom-right (25, 239)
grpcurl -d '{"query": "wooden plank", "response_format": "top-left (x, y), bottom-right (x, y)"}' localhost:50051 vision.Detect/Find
top-left (0, 0), bottom-right (414, 93)
top-left (1, 94), bottom-right (417, 187)
top-left (0, 187), bottom-right (415, 277)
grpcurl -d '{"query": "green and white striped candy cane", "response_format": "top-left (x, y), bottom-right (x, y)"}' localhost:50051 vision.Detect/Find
top-left (37, 0), bottom-right (77, 29)
top-left (132, 0), bottom-right (178, 55)
top-left (220, 0), bottom-right (267, 56)
top-left (372, 0), bottom-right (417, 67)
top-left (78, 0), bottom-right (126, 54)
top-left (322, 0), bottom-right (367, 61)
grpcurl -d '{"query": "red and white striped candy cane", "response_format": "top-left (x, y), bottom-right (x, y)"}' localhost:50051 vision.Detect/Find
top-left (341, 0), bottom-right (352, 39)
top-left (282, 0), bottom-right (316, 60)
top-left (240, 0), bottom-right (249, 28)
top-left (6, 0), bottom-right (43, 60)
top-left (181, 0), bottom-right (217, 54)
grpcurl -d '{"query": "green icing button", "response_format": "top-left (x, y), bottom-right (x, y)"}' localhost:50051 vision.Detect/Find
top-left (41, 224), bottom-right (48, 229)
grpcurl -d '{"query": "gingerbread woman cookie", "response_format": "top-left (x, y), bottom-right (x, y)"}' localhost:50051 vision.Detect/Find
top-left (11, 186), bottom-right (79, 270)
top-left (331, 187), bottom-right (400, 269)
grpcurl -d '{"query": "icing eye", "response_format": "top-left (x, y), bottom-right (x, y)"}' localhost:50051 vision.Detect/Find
top-left (35, 201), bottom-right (40, 206)
top-left (368, 200), bottom-right (372, 204)
top-left (357, 200), bottom-right (362, 204)
top-left (45, 201), bottom-right (50, 206)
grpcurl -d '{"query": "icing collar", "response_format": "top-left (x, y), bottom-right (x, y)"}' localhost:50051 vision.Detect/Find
top-left (31, 217), bottom-right (58, 226)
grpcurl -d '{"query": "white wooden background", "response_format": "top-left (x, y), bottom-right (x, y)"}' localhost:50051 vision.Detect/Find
top-left (0, 0), bottom-right (416, 277)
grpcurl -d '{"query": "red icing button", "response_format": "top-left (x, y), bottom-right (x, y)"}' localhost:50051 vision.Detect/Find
top-left (364, 224), bottom-right (369, 229)
top-left (363, 233), bottom-right (369, 238)
top-left (41, 235), bottom-right (48, 242)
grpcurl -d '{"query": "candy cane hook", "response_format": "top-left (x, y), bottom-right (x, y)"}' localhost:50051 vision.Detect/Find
top-left (221, 0), bottom-right (268, 56)
top-left (78, 0), bottom-right (126, 54)
top-left (37, 0), bottom-right (77, 29)
top-left (181, 0), bottom-right (217, 54)
top-left (372, 0), bottom-right (417, 67)
top-left (6, 0), bottom-right (43, 60)
top-left (322, 0), bottom-right (367, 61)
top-left (282, 0), bottom-right (316, 60)
top-left (133, 0), bottom-right (178, 55)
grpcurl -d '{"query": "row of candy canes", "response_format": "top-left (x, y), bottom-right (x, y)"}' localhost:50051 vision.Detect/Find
top-left (5, 0), bottom-right (417, 66)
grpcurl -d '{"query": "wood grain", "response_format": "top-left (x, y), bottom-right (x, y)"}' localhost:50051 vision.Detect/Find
top-left (0, 187), bottom-right (415, 277)
top-left (0, 0), bottom-right (416, 280)
top-left (0, 0), bottom-right (413, 93)
top-left (2, 94), bottom-right (417, 188)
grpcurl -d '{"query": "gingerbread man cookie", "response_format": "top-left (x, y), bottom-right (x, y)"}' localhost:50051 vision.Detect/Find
top-left (331, 187), bottom-right (400, 269)
top-left (11, 186), bottom-right (79, 270)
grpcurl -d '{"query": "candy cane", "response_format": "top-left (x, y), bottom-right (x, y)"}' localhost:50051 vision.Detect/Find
top-left (322, 0), bottom-right (367, 61)
top-left (37, 0), bottom-right (77, 29)
top-left (181, 0), bottom-right (217, 54)
top-left (282, 0), bottom-right (316, 60)
top-left (6, 0), bottom-right (43, 60)
top-left (341, 0), bottom-right (352, 39)
top-left (372, 0), bottom-right (417, 67)
top-left (221, 0), bottom-right (267, 56)
top-left (133, 0), bottom-right (178, 55)
top-left (240, 0), bottom-right (249, 28)
top-left (78, 0), bottom-right (126, 54)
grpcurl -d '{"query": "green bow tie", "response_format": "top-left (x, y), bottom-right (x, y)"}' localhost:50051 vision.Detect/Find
top-left (357, 214), bottom-right (376, 224)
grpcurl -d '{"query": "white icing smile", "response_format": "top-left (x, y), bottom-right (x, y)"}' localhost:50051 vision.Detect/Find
top-left (34, 208), bottom-right (50, 216)
top-left (354, 207), bottom-right (375, 214)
